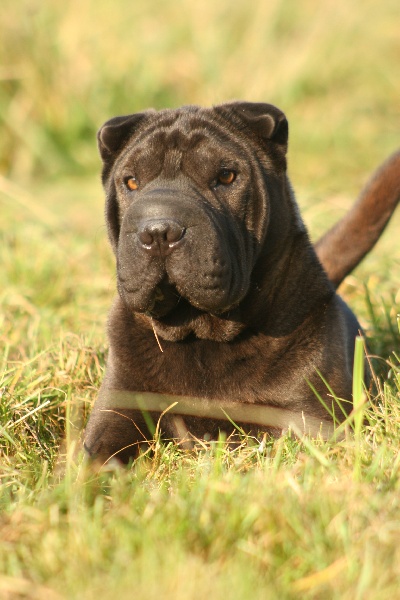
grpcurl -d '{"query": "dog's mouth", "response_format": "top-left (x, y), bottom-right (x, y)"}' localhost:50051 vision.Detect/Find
top-left (123, 274), bottom-right (246, 342)
top-left (145, 277), bottom-right (182, 318)
top-left (121, 268), bottom-right (243, 329)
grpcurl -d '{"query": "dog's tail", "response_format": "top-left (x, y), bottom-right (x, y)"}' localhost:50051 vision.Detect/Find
top-left (315, 150), bottom-right (400, 288)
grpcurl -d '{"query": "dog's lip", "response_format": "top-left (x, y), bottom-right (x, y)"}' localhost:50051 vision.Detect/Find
top-left (121, 283), bottom-right (239, 316)
top-left (119, 273), bottom-right (240, 319)
top-left (121, 278), bottom-right (182, 318)
top-left (119, 281), bottom-right (142, 294)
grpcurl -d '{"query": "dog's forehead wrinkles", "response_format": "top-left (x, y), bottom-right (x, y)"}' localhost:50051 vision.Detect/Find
top-left (163, 146), bottom-right (183, 179)
top-left (130, 108), bottom-right (202, 147)
top-left (142, 128), bottom-right (208, 180)
top-left (122, 125), bottom-right (243, 183)
top-left (132, 107), bottom-right (246, 152)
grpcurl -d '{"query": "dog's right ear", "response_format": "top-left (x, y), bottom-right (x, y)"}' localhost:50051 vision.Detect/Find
top-left (97, 111), bottom-right (154, 162)
top-left (98, 111), bottom-right (154, 251)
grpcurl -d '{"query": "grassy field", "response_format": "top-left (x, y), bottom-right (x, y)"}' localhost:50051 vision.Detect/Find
top-left (1, 0), bottom-right (399, 598)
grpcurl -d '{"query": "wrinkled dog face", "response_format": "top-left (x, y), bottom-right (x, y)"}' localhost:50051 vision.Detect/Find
top-left (98, 103), bottom-right (288, 340)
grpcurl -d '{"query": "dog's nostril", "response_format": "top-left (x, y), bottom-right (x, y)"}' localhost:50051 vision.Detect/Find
top-left (138, 228), bottom-right (154, 246)
top-left (137, 219), bottom-right (185, 254)
top-left (165, 225), bottom-right (185, 244)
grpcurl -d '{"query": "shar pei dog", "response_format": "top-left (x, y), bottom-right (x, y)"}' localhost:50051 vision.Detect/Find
top-left (84, 102), bottom-right (400, 464)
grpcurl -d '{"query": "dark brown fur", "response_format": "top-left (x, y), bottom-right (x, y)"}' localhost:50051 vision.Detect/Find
top-left (84, 102), bottom-right (399, 464)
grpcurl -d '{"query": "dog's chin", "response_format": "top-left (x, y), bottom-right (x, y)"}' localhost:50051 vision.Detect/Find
top-left (122, 278), bottom-right (247, 342)
top-left (148, 297), bottom-right (246, 343)
top-left (145, 280), bottom-right (182, 318)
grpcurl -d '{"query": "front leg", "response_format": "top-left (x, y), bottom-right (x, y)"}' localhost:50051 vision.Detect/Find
top-left (84, 385), bottom-right (160, 464)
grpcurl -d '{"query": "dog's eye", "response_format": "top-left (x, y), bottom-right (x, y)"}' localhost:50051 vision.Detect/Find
top-left (217, 169), bottom-right (236, 186)
top-left (125, 177), bottom-right (138, 191)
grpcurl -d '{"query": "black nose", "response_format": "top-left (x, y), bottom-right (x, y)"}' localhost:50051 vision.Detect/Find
top-left (137, 218), bottom-right (186, 256)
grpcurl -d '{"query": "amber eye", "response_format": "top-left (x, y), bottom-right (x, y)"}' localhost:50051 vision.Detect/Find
top-left (217, 169), bottom-right (236, 186)
top-left (125, 177), bottom-right (138, 191)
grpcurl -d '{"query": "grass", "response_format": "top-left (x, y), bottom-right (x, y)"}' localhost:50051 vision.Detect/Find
top-left (1, 0), bottom-right (400, 598)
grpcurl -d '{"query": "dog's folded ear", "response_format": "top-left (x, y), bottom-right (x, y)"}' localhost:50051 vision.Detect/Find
top-left (97, 111), bottom-right (154, 161)
top-left (220, 102), bottom-right (289, 152)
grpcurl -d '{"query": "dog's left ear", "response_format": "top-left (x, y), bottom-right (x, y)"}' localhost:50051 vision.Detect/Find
top-left (221, 102), bottom-right (289, 153)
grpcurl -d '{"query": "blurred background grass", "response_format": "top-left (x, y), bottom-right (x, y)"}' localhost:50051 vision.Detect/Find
top-left (1, 0), bottom-right (399, 187)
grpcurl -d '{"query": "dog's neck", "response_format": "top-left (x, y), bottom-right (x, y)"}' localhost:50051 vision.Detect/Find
top-left (244, 230), bottom-right (334, 334)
